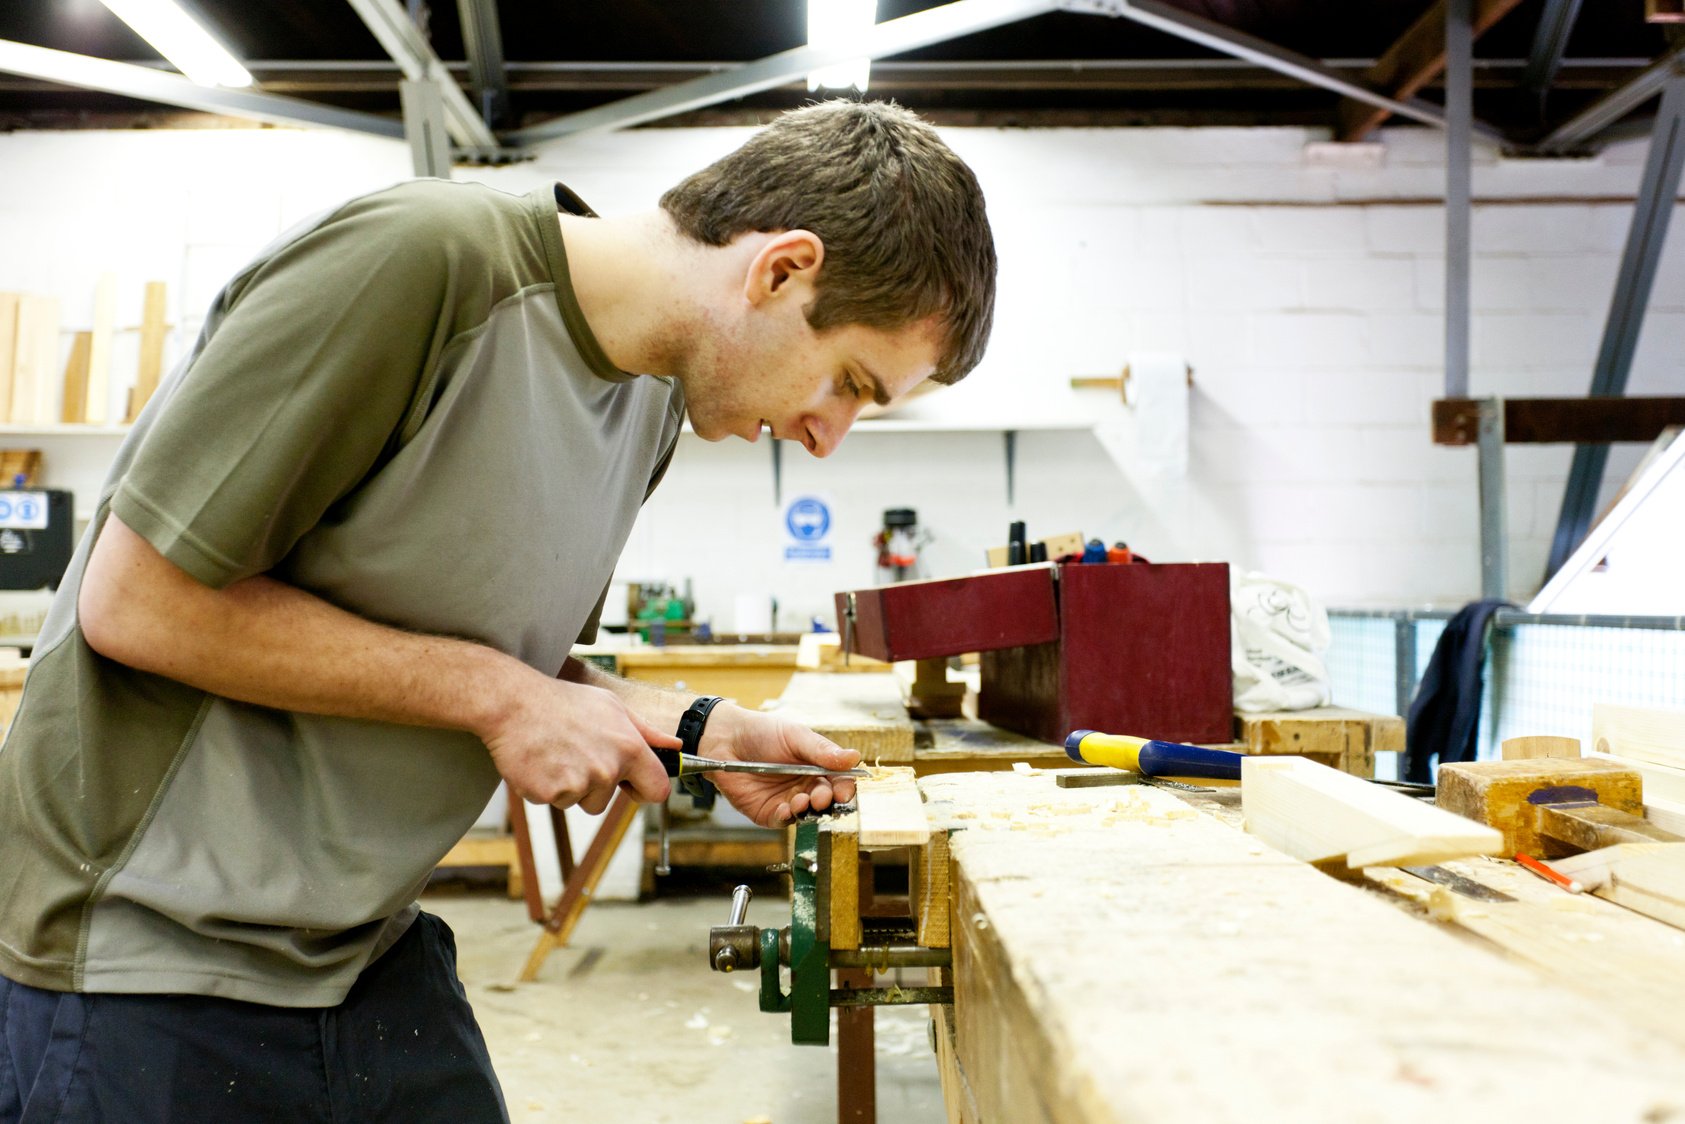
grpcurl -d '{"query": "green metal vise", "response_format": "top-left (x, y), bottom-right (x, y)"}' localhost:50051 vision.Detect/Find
top-left (706, 818), bottom-right (953, 1046)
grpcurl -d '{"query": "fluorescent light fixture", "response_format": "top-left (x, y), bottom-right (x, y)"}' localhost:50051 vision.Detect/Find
top-left (807, 0), bottom-right (876, 91)
top-left (98, 0), bottom-right (251, 87)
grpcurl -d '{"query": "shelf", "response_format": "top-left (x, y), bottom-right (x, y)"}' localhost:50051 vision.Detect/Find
top-left (0, 425), bottom-right (130, 437)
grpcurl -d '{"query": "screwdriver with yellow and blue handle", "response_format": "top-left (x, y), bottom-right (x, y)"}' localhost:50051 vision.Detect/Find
top-left (1064, 730), bottom-right (1245, 781)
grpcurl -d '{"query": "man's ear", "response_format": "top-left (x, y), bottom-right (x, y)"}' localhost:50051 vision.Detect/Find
top-left (743, 230), bottom-right (824, 307)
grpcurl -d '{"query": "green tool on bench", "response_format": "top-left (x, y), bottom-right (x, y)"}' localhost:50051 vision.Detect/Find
top-left (705, 818), bottom-right (952, 1045)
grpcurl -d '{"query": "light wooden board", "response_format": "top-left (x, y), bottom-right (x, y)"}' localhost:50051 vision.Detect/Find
top-left (11, 295), bottom-right (59, 425)
top-left (770, 671), bottom-right (915, 763)
top-left (128, 280), bottom-right (167, 421)
top-left (855, 766), bottom-right (928, 847)
top-left (1363, 857), bottom-right (1685, 1052)
top-left (1595, 702), bottom-right (1685, 771)
top-left (60, 331), bottom-right (90, 424)
top-left (1551, 842), bottom-right (1685, 932)
top-left (928, 769), bottom-right (1685, 1122)
top-left (85, 272), bottom-right (114, 424)
top-left (1500, 734), bottom-right (1580, 760)
top-left (1244, 755), bottom-right (1502, 867)
top-left (822, 812), bottom-right (861, 951)
top-left (911, 825), bottom-right (950, 948)
top-left (0, 293), bottom-right (17, 422)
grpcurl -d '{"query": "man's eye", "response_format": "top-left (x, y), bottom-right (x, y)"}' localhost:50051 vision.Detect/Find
top-left (842, 375), bottom-right (858, 397)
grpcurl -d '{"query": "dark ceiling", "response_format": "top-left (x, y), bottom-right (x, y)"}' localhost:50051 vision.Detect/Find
top-left (0, 1), bottom-right (1678, 144)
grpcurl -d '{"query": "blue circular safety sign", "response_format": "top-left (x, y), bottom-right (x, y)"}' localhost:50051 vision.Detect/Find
top-left (785, 497), bottom-right (831, 541)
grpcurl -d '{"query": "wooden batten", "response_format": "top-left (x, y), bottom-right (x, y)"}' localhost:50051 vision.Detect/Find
top-left (1245, 755), bottom-right (1503, 867)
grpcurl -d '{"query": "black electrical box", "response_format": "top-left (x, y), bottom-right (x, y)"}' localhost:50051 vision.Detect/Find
top-left (0, 489), bottom-right (75, 591)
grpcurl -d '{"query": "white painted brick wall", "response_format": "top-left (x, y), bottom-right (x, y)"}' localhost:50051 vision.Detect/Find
top-left (0, 123), bottom-right (1680, 614)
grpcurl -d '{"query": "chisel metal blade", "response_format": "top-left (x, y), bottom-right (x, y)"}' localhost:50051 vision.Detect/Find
top-left (1401, 865), bottom-right (1514, 902)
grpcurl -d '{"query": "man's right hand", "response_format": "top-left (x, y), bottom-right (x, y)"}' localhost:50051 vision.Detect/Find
top-left (480, 678), bottom-right (676, 814)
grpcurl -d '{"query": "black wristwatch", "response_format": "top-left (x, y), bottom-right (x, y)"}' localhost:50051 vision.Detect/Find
top-left (675, 695), bottom-right (725, 754)
top-left (674, 696), bottom-right (725, 805)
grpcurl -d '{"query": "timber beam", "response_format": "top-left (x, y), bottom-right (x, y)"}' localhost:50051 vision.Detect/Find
top-left (1336, 0), bottom-right (1527, 142)
top-left (1433, 396), bottom-right (1685, 445)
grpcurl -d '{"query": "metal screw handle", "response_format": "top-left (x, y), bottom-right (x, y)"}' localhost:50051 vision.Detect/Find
top-left (727, 884), bottom-right (752, 926)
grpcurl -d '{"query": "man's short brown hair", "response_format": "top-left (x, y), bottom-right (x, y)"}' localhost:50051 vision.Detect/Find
top-left (660, 100), bottom-right (996, 385)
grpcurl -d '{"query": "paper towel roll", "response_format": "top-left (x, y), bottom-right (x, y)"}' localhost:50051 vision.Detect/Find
top-left (1125, 352), bottom-right (1189, 478)
top-left (733, 593), bottom-right (773, 635)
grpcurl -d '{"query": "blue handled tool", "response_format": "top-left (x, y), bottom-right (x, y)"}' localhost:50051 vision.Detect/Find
top-left (1064, 730), bottom-right (1244, 781)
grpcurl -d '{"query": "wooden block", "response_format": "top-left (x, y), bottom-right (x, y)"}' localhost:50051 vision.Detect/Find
top-left (0, 293), bottom-right (17, 423)
top-left (1502, 735), bottom-right (1581, 760)
top-left (774, 672), bottom-right (915, 763)
top-left (11, 295), bottom-right (60, 425)
top-left (85, 272), bottom-right (114, 424)
top-left (60, 331), bottom-right (91, 424)
top-left (1552, 843), bottom-right (1685, 932)
top-left (128, 280), bottom-right (167, 422)
top-left (855, 767), bottom-right (929, 848)
top-left (825, 813), bottom-right (861, 951)
top-left (1437, 757), bottom-right (1645, 858)
top-left (1243, 756), bottom-right (1503, 867)
top-left (1235, 706), bottom-right (1395, 778)
top-left (795, 631), bottom-right (890, 672)
top-left (906, 657), bottom-right (965, 720)
top-left (838, 567), bottom-right (1058, 662)
top-left (912, 827), bottom-right (951, 949)
top-left (1595, 703), bottom-right (1685, 771)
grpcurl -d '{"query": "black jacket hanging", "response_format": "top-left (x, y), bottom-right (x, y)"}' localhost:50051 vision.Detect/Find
top-left (1403, 599), bottom-right (1512, 783)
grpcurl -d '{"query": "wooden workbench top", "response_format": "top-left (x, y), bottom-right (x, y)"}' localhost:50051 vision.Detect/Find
top-left (923, 769), bottom-right (1685, 1122)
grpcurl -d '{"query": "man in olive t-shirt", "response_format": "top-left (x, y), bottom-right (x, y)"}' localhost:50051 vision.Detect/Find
top-left (0, 100), bottom-right (996, 1120)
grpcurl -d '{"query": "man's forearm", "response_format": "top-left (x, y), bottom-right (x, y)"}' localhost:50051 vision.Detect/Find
top-left (561, 656), bottom-right (709, 733)
top-left (80, 516), bottom-right (546, 741)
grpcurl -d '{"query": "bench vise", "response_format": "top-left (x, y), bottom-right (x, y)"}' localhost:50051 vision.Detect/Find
top-left (705, 817), bottom-right (952, 1045)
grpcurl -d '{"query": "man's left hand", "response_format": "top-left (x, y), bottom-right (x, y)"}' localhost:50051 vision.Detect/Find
top-left (698, 704), bottom-right (861, 827)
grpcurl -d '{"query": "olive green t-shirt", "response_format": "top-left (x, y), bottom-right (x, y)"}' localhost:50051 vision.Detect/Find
top-left (0, 179), bottom-right (684, 1006)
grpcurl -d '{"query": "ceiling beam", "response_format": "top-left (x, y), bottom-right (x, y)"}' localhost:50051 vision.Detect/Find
top-left (1330, 0), bottom-right (1528, 142)
top-left (344, 0), bottom-right (498, 152)
top-left (0, 38), bottom-right (403, 138)
top-left (453, 0), bottom-right (508, 128)
top-left (1064, 0), bottom-right (1498, 139)
top-left (1540, 43), bottom-right (1685, 151)
top-left (507, 0), bottom-right (1061, 145)
top-left (1523, 0), bottom-right (1584, 94)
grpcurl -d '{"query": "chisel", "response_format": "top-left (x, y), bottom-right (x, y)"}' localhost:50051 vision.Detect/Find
top-left (654, 748), bottom-right (869, 780)
top-left (1064, 729), bottom-right (1245, 781)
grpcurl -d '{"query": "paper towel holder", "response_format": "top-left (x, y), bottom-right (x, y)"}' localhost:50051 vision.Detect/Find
top-left (1069, 362), bottom-right (1195, 401)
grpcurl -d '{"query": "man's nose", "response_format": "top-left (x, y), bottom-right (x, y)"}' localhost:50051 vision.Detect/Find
top-left (806, 400), bottom-right (867, 457)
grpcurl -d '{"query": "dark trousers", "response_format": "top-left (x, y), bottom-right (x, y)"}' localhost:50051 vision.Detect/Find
top-left (0, 911), bottom-right (507, 1123)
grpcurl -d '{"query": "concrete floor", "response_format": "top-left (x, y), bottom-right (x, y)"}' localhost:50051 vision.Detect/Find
top-left (423, 884), bottom-right (948, 1124)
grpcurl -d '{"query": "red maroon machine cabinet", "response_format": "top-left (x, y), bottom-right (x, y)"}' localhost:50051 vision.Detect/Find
top-left (837, 561), bottom-right (1231, 745)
